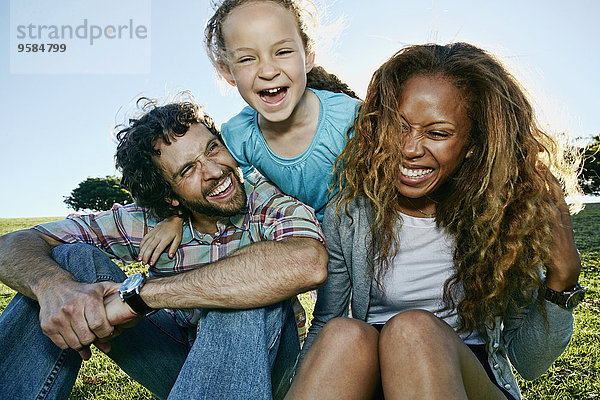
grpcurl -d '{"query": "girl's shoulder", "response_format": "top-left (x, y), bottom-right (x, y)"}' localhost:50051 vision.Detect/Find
top-left (221, 106), bottom-right (258, 140)
top-left (310, 89), bottom-right (360, 137)
top-left (311, 88), bottom-right (361, 113)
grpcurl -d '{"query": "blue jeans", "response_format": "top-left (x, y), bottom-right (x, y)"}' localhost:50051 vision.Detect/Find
top-left (0, 243), bottom-right (299, 399)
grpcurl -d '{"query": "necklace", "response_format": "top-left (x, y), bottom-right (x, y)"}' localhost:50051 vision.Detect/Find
top-left (402, 198), bottom-right (436, 218)
top-left (414, 208), bottom-right (436, 218)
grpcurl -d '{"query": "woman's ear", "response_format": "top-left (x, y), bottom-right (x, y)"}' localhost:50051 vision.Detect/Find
top-left (465, 146), bottom-right (475, 159)
top-left (217, 63), bottom-right (237, 87)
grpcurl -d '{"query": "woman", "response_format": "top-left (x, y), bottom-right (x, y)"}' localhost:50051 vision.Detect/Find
top-left (286, 43), bottom-right (583, 400)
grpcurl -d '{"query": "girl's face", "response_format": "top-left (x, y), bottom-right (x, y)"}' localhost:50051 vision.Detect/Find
top-left (219, 1), bottom-right (315, 123)
top-left (395, 74), bottom-right (473, 203)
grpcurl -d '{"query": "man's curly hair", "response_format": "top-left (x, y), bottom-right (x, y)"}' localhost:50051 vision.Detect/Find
top-left (115, 98), bottom-right (220, 219)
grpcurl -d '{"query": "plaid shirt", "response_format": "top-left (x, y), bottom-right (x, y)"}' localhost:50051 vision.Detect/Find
top-left (33, 171), bottom-right (324, 342)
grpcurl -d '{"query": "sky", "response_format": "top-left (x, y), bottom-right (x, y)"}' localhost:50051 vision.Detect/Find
top-left (1, 0), bottom-right (599, 218)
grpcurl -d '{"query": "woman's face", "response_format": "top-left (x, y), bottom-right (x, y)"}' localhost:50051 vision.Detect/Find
top-left (395, 74), bottom-right (473, 203)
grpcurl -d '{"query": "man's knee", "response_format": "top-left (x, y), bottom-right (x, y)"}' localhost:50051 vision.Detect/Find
top-left (51, 243), bottom-right (127, 284)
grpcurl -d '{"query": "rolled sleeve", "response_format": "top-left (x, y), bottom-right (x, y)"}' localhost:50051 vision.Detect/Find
top-left (32, 203), bottom-right (149, 262)
top-left (503, 289), bottom-right (574, 380)
top-left (263, 201), bottom-right (325, 245)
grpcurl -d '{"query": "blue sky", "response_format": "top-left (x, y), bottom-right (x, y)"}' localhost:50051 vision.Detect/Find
top-left (2, 0), bottom-right (599, 218)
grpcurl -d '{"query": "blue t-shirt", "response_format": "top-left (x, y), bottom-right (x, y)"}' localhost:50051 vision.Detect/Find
top-left (221, 88), bottom-right (360, 222)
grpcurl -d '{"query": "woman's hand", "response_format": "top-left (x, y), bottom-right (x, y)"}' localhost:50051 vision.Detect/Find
top-left (544, 174), bottom-right (581, 292)
top-left (139, 216), bottom-right (184, 266)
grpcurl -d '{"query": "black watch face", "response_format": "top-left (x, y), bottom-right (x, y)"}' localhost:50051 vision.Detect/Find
top-left (566, 290), bottom-right (585, 308)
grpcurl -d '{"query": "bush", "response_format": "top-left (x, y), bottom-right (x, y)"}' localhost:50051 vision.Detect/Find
top-left (64, 176), bottom-right (132, 212)
top-left (580, 135), bottom-right (600, 195)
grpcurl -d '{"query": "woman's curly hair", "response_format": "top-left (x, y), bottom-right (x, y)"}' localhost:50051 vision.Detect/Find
top-left (332, 42), bottom-right (582, 333)
top-left (115, 97), bottom-right (220, 219)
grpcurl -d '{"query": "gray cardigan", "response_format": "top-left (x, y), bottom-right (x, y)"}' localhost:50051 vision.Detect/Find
top-left (302, 195), bottom-right (574, 400)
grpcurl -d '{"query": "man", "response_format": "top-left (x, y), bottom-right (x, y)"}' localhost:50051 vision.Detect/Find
top-left (0, 99), bottom-right (327, 399)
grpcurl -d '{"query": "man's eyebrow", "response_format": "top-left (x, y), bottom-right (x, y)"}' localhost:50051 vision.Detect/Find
top-left (170, 138), bottom-right (218, 181)
top-left (172, 161), bottom-right (194, 181)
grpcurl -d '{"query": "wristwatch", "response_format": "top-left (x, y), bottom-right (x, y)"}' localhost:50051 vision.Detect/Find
top-left (119, 273), bottom-right (155, 316)
top-left (542, 282), bottom-right (585, 309)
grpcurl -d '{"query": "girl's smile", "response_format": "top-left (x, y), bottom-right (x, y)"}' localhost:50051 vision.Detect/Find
top-left (219, 2), bottom-right (315, 124)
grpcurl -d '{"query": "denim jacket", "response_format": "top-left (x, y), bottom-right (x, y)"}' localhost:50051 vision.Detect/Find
top-left (302, 196), bottom-right (574, 400)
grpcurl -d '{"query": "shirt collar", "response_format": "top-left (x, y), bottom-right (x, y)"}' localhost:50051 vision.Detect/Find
top-left (184, 209), bottom-right (249, 244)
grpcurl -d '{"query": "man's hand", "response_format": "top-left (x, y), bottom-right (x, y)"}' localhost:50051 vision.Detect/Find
top-left (92, 288), bottom-right (143, 354)
top-left (37, 280), bottom-right (118, 360)
top-left (103, 291), bottom-right (140, 327)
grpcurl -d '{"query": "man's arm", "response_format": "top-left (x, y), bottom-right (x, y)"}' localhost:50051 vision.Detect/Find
top-left (0, 229), bottom-right (117, 359)
top-left (142, 237), bottom-right (327, 309)
top-left (0, 229), bottom-right (71, 299)
top-left (104, 237), bottom-right (327, 324)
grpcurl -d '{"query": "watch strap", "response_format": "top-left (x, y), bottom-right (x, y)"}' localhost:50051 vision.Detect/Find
top-left (123, 292), bottom-right (155, 316)
top-left (120, 273), bottom-right (155, 316)
top-left (542, 283), bottom-right (585, 309)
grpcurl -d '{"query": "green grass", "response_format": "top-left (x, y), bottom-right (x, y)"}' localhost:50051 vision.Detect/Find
top-left (0, 216), bottom-right (65, 235)
top-left (1, 205), bottom-right (599, 399)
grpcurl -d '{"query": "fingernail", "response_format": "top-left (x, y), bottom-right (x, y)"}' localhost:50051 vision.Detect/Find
top-left (137, 256), bottom-right (141, 261)
top-left (169, 253), bottom-right (174, 258)
top-left (149, 261), bottom-right (153, 266)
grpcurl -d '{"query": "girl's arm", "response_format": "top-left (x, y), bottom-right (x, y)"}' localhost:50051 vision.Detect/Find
top-left (139, 216), bottom-right (184, 265)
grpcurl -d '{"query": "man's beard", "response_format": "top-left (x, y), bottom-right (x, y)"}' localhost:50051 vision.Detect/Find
top-left (180, 167), bottom-right (247, 218)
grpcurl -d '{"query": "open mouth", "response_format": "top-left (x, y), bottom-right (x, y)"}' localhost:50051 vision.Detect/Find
top-left (401, 167), bottom-right (433, 178)
top-left (400, 167), bottom-right (434, 184)
top-left (207, 175), bottom-right (234, 199)
top-left (258, 87), bottom-right (288, 104)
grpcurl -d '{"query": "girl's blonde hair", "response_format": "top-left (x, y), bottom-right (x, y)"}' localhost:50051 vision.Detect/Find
top-left (204, 0), bottom-right (315, 70)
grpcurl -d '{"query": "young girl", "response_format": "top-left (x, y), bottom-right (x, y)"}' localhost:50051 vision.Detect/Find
top-left (138, 0), bottom-right (360, 263)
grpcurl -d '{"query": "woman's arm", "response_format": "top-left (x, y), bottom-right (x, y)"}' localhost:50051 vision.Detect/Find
top-left (301, 205), bottom-right (353, 354)
top-left (502, 287), bottom-right (573, 380)
top-left (503, 176), bottom-right (580, 380)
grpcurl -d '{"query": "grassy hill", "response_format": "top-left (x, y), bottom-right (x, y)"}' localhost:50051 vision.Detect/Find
top-left (0, 204), bottom-right (598, 399)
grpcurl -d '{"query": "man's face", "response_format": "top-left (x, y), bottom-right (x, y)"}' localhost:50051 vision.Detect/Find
top-left (155, 124), bottom-right (246, 218)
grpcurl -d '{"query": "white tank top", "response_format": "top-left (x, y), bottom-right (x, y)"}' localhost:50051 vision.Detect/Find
top-left (366, 212), bottom-right (484, 344)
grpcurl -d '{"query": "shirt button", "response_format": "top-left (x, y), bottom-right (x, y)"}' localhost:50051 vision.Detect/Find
top-left (493, 342), bottom-right (500, 349)
top-left (503, 384), bottom-right (511, 390)
top-left (493, 364), bottom-right (500, 370)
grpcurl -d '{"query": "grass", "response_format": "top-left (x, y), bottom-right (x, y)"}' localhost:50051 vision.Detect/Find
top-left (1, 205), bottom-right (599, 399)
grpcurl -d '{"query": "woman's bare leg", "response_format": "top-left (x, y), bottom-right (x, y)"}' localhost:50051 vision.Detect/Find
top-left (286, 317), bottom-right (380, 400)
top-left (378, 310), bottom-right (507, 400)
